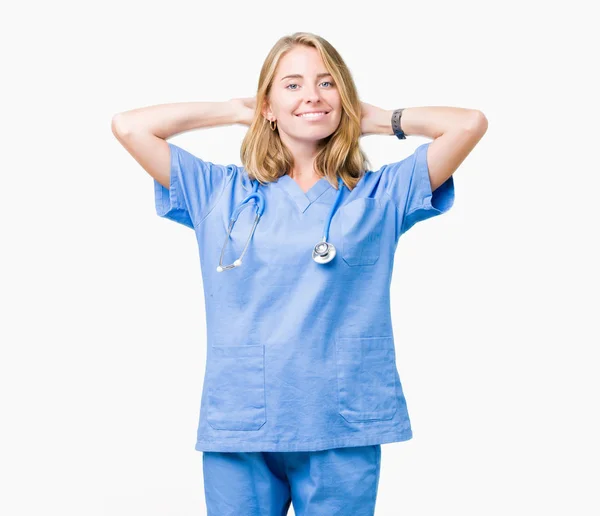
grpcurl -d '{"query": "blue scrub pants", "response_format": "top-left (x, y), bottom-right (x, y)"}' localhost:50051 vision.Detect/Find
top-left (202, 445), bottom-right (381, 515)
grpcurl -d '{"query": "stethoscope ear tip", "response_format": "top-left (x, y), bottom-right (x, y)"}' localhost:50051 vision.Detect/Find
top-left (216, 260), bottom-right (242, 273)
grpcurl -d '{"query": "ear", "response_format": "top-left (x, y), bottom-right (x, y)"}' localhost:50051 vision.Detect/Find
top-left (261, 99), bottom-right (272, 120)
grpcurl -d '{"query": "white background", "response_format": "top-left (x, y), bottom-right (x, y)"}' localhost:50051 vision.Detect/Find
top-left (2, 0), bottom-right (599, 514)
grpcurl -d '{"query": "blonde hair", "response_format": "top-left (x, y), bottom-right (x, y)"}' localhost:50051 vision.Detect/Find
top-left (240, 32), bottom-right (371, 192)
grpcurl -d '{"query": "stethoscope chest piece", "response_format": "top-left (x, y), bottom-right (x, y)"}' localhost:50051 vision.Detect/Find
top-left (312, 239), bottom-right (336, 264)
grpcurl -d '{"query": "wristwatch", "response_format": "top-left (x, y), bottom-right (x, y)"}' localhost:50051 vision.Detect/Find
top-left (391, 108), bottom-right (406, 139)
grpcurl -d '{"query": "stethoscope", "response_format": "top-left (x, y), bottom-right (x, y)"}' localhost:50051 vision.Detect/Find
top-left (217, 175), bottom-right (346, 272)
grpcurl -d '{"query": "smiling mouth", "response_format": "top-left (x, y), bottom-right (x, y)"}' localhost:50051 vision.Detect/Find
top-left (295, 111), bottom-right (331, 119)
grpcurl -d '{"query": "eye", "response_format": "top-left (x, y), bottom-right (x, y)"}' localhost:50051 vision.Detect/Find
top-left (285, 81), bottom-right (335, 90)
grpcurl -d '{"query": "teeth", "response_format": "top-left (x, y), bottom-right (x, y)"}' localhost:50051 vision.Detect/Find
top-left (299, 112), bottom-right (327, 118)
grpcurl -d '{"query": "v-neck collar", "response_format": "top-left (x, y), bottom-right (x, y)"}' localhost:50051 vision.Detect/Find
top-left (276, 174), bottom-right (332, 213)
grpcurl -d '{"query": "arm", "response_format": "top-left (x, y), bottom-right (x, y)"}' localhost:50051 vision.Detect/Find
top-left (112, 100), bottom-right (241, 140)
top-left (360, 104), bottom-right (488, 191)
top-left (111, 100), bottom-right (242, 190)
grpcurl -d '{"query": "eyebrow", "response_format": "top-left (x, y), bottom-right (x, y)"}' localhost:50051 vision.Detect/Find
top-left (280, 72), bottom-right (333, 81)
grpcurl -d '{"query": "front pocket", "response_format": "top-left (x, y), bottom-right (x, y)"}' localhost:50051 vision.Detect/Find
top-left (207, 344), bottom-right (266, 430)
top-left (340, 198), bottom-right (383, 266)
top-left (335, 336), bottom-right (397, 422)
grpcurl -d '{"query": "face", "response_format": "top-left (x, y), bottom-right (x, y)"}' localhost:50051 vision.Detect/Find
top-left (264, 45), bottom-right (342, 143)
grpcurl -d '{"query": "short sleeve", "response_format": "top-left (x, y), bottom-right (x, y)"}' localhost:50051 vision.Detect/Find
top-left (384, 142), bottom-right (455, 239)
top-left (154, 142), bottom-right (236, 229)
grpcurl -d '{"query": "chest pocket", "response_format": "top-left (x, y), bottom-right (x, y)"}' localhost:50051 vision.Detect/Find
top-left (339, 197), bottom-right (383, 267)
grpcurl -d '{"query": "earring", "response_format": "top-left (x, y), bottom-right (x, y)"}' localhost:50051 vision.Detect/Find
top-left (269, 119), bottom-right (277, 131)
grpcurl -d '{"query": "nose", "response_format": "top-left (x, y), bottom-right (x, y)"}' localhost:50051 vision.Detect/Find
top-left (303, 85), bottom-right (323, 103)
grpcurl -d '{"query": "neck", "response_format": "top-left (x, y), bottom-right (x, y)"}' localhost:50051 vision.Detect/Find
top-left (279, 131), bottom-right (321, 181)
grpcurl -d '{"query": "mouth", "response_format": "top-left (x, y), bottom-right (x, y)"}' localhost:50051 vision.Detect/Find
top-left (295, 111), bottom-right (331, 121)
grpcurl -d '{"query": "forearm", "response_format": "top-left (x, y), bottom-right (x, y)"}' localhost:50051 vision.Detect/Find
top-left (112, 100), bottom-right (239, 140)
top-left (369, 106), bottom-right (484, 139)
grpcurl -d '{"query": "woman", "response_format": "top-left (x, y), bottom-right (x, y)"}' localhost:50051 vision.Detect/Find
top-left (112, 32), bottom-right (487, 516)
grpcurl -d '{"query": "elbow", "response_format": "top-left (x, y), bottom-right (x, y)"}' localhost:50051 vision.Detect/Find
top-left (111, 114), bottom-right (123, 137)
top-left (466, 110), bottom-right (488, 135)
top-left (111, 113), bottom-right (131, 138)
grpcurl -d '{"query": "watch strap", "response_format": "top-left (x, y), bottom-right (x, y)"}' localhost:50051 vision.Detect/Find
top-left (391, 108), bottom-right (406, 139)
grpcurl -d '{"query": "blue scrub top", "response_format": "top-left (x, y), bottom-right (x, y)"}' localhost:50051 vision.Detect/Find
top-left (154, 141), bottom-right (455, 452)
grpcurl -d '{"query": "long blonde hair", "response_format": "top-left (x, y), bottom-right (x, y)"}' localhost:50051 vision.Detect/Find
top-left (240, 32), bottom-right (371, 191)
